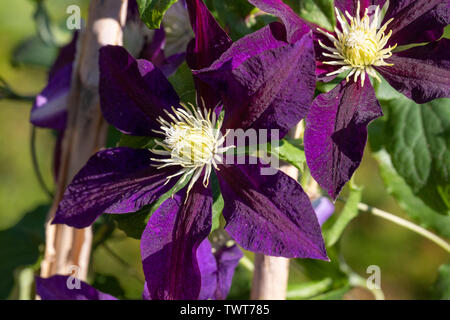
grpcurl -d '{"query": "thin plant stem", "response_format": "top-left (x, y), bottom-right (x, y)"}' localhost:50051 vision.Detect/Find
top-left (30, 126), bottom-right (53, 199)
top-left (357, 202), bottom-right (450, 254)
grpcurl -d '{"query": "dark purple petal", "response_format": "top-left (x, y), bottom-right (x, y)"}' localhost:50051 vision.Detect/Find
top-left (383, 0), bottom-right (449, 46)
top-left (52, 147), bottom-right (177, 228)
top-left (197, 239), bottom-right (218, 300)
top-left (213, 244), bottom-right (243, 300)
top-left (216, 157), bottom-right (327, 260)
top-left (312, 197), bottom-right (335, 226)
top-left (185, 0), bottom-right (232, 109)
top-left (196, 25), bottom-right (316, 137)
top-left (140, 27), bottom-right (166, 66)
top-left (158, 52), bottom-right (186, 78)
top-left (185, 0), bottom-right (232, 70)
top-left (48, 32), bottom-right (78, 80)
top-left (376, 39), bottom-right (450, 104)
top-left (304, 80), bottom-right (383, 200)
top-left (36, 276), bottom-right (117, 300)
top-left (99, 45), bottom-right (180, 136)
top-left (30, 64), bottom-right (70, 130)
top-left (334, 0), bottom-right (386, 16)
top-left (141, 181), bottom-right (212, 300)
top-left (248, 0), bottom-right (310, 43)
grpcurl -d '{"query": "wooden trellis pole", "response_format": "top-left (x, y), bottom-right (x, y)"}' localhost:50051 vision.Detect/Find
top-left (39, 0), bottom-right (128, 283)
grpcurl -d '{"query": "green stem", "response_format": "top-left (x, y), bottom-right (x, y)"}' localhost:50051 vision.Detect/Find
top-left (30, 126), bottom-right (53, 199)
top-left (358, 202), bottom-right (450, 254)
top-left (239, 255), bottom-right (255, 273)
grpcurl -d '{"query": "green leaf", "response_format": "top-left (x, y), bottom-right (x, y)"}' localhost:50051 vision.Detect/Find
top-left (287, 278), bottom-right (333, 299)
top-left (322, 184), bottom-right (362, 247)
top-left (110, 205), bottom-right (154, 240)
top-left (294, 247), bottom-right (351, 300)
top-left (12, 35), bottom-right (58, 68)
top-left (285, 0), bottom-right (336, 31)
top-left (92, 273), bottom-right (126, 300)
top-left (136, 0), bottom-right (178, 29)
top-left (0, 204), bottom-right (48, 299)
top-left (210, 171), bottom-right (224, 233)
top-left (117, 135), bottom-right (157, 149)
top-left (310, 284), bottom-right (351, 300)
top-left (381, 97), bottom-right (450, 211)
top-left (168, 62), bottom-right (196, 104)
top-left (383, 97), bottom-right (450, 190)
top-left (432, 263), bottom-right (450, 300)
top-left (270, 138), bottom-right (306, 172)
top-left (373, 149), bottom-right (450, 238)
top-left (212, 0), bottom-right (254, 40)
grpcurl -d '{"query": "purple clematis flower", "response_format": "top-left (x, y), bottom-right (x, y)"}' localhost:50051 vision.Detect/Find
top-left (52, 0), bottom-right (325, 300)
top-left (37, 237), bottom-right (241, 300)
top-left (30, 0), bottom-right (187, 136)
top-left (248, 0), bottom-right (450, 199)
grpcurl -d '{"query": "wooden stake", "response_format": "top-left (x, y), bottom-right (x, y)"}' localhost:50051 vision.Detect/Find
top-left (39, 0), bottom-right (128, 282)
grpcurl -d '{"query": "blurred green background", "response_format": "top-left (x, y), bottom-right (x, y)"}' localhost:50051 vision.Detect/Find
top-left (0, 0), bottom-right (448, 300)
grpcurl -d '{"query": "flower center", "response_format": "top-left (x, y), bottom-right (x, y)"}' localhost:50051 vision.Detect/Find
top-left (151, 104), bottom-right (234, 195)
top-left (318, 1), bottom-right (397, 86)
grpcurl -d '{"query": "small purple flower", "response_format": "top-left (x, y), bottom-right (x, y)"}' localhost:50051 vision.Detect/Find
top-left (248, 0), bottom-right (450, 199)
top-left (52, 0), bottom-right (326, 300)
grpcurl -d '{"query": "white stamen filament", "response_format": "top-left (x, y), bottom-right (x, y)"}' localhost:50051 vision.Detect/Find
top-left (318, 1), bottom-right (397, 86)
top-left (151, 103), bottom-right (235, 197)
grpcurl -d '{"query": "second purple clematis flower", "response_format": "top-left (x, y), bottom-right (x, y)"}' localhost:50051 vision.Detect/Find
top-left (248, 0), bottom-right (450, 199)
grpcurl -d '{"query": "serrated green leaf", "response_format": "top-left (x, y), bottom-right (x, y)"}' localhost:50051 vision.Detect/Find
top-left (285, 0), bottom-right (335, 31)
top-left (373, 149), bottom-right (450, 238)
top-left (322, 184), bottom-right (362, 247)
top-left (432, 263), bottom-right (450, 300)
top-left (0, 204), bottom-right (48, 299)
top-left (381, 97), bottom-right (450, 211)
top-left (310, 284), bottom-right (351, 300)
top-left (136, 0), bottom-right (178, 29)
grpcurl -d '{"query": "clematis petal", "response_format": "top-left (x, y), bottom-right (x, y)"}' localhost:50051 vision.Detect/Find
top-left (185, 0), bottom-right (232, 108)
top-left (383, 0), bottom-right (449, 46)
top-left (248, 0), bottom-right (310, 43)
top-left (195, 24), bottom-right (316, 138)
top-left (158, 52), bottom-right (186, 77)
top-left (141, 181), bottom-right (212, 300)
top-left (99, 45), bottom-right (180, 136)
top-left (36, 275), bottom-right (117, 300)
top-left (376, 39), bottom-right (450, 104)
top-left (197, 239), bottom-right (218, 300)
top-left (52, 147), bottom-right (177, 228)
top-left (213, 243), bottom-right (243, 300)
top-left (30, 64), bottom-right (70, 131)
top-left (216, 157), bottom-right (327, 260)
top-left (304, 80), bottom-right (383, 200)
top-left (334, 0), bottom-right (386, 17)
top-left (312, 197), bottom-right (335, 226)
top-left (48, 32), bottom-right (78, 80)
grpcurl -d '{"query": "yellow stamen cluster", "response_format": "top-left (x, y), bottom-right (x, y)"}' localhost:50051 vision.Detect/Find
top-left (318, 1), bottom-right (397, 86)
top-left (151, 103), bottom-right (234, 195)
